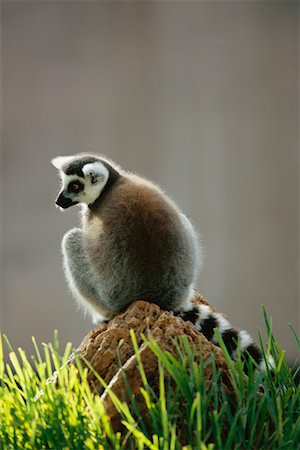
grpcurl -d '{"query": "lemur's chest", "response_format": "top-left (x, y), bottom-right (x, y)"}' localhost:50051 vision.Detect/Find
top-left (82, 214), bottom-right (104, 241)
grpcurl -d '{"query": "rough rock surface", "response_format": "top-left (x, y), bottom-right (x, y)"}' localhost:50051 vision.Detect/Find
top-left (67, 290), bottom-right (234, 431)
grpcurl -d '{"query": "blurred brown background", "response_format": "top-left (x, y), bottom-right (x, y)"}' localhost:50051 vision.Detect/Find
top-left (1, 1), bottom-right (299, 360)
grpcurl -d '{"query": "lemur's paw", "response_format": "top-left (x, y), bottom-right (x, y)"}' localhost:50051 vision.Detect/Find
top-left (62, 228), bottom-right (83, 252)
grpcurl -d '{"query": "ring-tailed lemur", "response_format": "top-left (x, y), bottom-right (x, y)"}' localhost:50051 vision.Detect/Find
top-left (52, 153), bottom-right (273, 372)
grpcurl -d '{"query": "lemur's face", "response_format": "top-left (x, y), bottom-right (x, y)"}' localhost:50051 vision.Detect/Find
top-left (52, 156), bottom-right (109, 209)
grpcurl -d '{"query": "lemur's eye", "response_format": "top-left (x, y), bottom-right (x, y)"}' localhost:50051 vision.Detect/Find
top-left (68, 181), bottom-right (83, 193)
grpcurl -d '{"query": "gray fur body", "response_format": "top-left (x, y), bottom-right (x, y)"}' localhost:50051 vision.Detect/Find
top-left (63, 171), bottom-right (201, 323)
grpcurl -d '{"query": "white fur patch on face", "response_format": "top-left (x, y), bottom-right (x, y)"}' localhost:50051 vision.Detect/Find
top-left (55, 173), bottom-right (83, 210)
top-left (51, 155), bottom-right (75, 170)
top-left (61, 173), bottom-right (79, 184)
top-left (60, 173), bottom-right (81, 192)
top-left (82, 161), bottom-right (109, 184)
top-left (81, 161), bottom-right (109, 206)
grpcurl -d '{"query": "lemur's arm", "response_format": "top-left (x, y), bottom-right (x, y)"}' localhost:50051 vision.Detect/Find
top-left (62, 228), bottom-right (112, 324)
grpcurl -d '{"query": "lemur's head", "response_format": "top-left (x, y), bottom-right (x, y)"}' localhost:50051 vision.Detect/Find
top-left (51, 154), bottom-right (119, 209)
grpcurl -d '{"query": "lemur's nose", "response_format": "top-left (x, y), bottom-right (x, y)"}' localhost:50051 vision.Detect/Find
top-left (55, 192), bottom-right (75, 209)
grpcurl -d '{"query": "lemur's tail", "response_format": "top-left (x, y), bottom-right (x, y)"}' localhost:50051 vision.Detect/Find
top-left (177, 299), bottom-right (274, 373)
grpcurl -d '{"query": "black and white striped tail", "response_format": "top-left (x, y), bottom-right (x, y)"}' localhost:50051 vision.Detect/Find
top-left (177, 304), bottom-right (274, 373)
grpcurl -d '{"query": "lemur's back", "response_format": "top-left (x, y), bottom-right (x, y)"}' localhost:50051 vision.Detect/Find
top-left (83, 174), bottom-right (200, 313)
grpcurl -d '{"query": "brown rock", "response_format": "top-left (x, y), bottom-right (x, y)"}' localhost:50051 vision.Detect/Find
top-left (68, 291), bottom-right (234, 431)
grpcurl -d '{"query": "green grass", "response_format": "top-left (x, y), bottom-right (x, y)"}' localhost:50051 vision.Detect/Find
top-left (0, 312), bottom-right (299, 450)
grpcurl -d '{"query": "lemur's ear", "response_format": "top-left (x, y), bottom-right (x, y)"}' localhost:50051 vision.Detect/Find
top-left (82, 162), bottom-right (108, 184)
top-left (51, 156), bottom-right (74, 170)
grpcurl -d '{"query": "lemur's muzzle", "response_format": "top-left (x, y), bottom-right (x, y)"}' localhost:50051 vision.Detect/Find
top-left (55, 192), bottom-right (78, 209)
